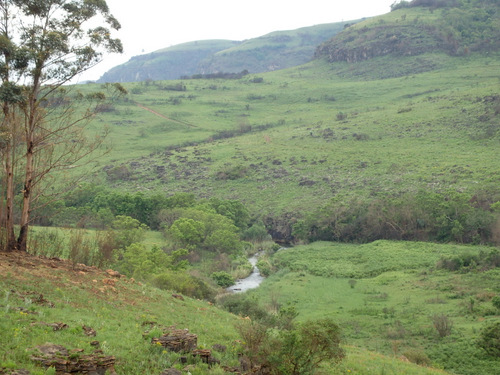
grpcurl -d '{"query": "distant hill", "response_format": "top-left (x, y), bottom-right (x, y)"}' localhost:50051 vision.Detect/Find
top-left (98, 40), bottom-right (240, 83)
top-left (97, 21), bottom-right (360, 83)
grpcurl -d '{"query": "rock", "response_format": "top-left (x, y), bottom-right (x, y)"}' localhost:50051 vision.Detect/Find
top-left (105, 269), bottom-right (121, 277)
top-left (82, 325), bottom-right (97, 337)
top-left (102, 278), bottom-right (116, 286)
top-left (192, 349), bottom-right (220, 365)
top-left (32, 322), bottom-right (68, 331)
top-left (212, 344), bottom-right (226, 353)
top-left (160, 369), bottom-right (182, 375)
top-left (31, 344), bottom-right (115, 374)
top-left (152, 328), bottom-right (197, 353)
top-left (172, 293), bottom-right (184, 301)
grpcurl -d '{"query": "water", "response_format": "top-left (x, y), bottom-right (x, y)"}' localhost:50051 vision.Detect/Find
top-left (226, 253), bottom-right (265, 293)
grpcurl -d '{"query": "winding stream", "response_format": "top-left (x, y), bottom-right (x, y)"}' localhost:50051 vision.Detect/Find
top-left (226, 253), bottom-right (265, 293)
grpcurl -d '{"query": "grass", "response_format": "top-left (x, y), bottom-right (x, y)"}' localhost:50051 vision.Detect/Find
top-left (0, 251), bottom-right (240, 374)
top-left (0, 249), bottom-right (455, 375)
top-left (67, 49), bottom-right (500, 221)
top-left (246, 241), bottom-right (500, 374)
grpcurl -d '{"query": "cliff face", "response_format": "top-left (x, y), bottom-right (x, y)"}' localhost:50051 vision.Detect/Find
top-left (315, 22), bottom-right (447, 63)
top-left (315, 2), bottom-right (500, 64)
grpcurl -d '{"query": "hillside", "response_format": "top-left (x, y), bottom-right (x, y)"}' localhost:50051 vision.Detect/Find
top-left (97, 40), bottom-right (241, 83)
top-left (316, 0), bottom-right (500, 66)
top-left (0, 250), bottom-right (452, 375)
top-left (97, 21), bottom-right (358, 83)
top-left (33, 0), bottom-right (499, 243)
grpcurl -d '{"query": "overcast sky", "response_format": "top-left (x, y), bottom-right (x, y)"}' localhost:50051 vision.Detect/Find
top-left (75, 0), bottom-right (396, 83)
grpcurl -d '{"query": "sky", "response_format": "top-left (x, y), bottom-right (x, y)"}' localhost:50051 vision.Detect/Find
top-left (74, 0), bottom-right (396, 83)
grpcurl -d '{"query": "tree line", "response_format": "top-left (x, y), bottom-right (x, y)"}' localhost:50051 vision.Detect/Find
top-left (293, 189), bottom-right (500, 245)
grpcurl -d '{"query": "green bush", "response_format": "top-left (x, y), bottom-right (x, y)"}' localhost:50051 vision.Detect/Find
top-left (237, 317), bottom-right (345, 374)
top-left (401, 348), bottom-right (431, 366)
top-left (151, 271), bottom-right (216, 301)
top-left (211, 271), bottom-right (234, 288)
top-left (492, 296), bottom-right (500, 310)
top-left (477, 322), bottom-right (500, 357)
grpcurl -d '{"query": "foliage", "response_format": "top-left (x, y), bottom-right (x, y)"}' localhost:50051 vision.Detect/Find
top-left (164, 208), bottom-right (244, 254)
top-left (293, 190), bottom-right (500, 245)
top-left (151, 271), bottom-right (216, 301)
top-left (431, 313), bottom-right (454, 338)
top-left (237, 317), bottom-right (345, 375)
top-left (477, 322), bottom-right (500, 358)
top-left (211, 271), bottom-right (234, 288)
top-left (242, 224), bottom-right (271, 242)
top-left (114, 243), bottom-right (187, 281)
top-left (0, 0), bottom-right (122, 251)
top-left (111, 215), bottom-right (148, 249)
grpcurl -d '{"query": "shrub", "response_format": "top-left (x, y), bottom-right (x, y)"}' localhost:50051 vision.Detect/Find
top-left (336, 111), bottom-right (347, 121)
top-left (402, 348), bottom-right (431, 366)
top-left (432, 314), bottom-right (453, 338)
top-left (211, 271), bottom-right (234, 288)
top-left (237, 317), bottom-right (345, 374)
top-left (492, 296), bottom-right (500, 310)
top-left (477, 322), bottom-right (500, 357)
top-left (256, 257), bottom-right (273, 277)
top-left (218, 294), bottom-right (272, 323)
top-left (152, 271), bottom-right (216, 301)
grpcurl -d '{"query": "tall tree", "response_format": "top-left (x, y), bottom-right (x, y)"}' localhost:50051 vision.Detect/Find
top-left (0, 0), bottom-right (122, 251)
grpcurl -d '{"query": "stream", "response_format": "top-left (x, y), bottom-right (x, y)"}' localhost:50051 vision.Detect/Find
top-left (226, 253), bottom-right (265, 293)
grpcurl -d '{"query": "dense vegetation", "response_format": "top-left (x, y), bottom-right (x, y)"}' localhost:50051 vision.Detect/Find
top-left (2, 0), bottom-right (500, 373)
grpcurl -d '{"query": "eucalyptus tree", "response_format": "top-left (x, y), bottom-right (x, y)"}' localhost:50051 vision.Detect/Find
top-left (0, 0), bottom-right (123, 251)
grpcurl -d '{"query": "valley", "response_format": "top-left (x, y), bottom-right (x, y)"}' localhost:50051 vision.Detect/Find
top-left (1, 1), bottom-right (500, 374)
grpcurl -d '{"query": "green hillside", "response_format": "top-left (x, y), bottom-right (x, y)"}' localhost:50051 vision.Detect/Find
top-left (2, 1), bottom-right (500, 374)
top-left (196, 21), bottom-right (361, 75)
top-left (316, 1), bottom-right (500, 66)
top-left (97, 40), bottom-right (241, 83)
top-left (97, 21), bottom-right (358, 83)
top-left (0, 250), bottom-right (452, 375)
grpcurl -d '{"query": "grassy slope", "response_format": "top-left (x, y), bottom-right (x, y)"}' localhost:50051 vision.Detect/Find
top-left (81, 49), bottom-right (499, 219)
top-left (248, 241), bottom-right (500, 374)
top-left (98, 40), bottom-right (241, 83)
top-left (0, 250), bottom-right (451, 375)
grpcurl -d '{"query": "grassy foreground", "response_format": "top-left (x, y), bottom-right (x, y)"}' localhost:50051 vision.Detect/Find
top-left (0, 249), bottom-right (452, 375)
top-left (249, 241), bottom-right (500, 375)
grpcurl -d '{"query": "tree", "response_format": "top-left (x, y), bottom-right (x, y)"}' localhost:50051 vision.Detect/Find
top-left (0, 0), bottom-right (122, 251)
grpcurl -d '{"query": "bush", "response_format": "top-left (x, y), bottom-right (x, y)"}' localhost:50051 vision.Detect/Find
top-left (237, 317), bottom-right (345, 374)
top-left (477, 322), bottom-right (500, 357)
top-left (218, 294), bottom-right (272, 323)
top-left (211, 271), bottom-right (234, 288)
top-left (402, 348), bottom-right (431, 366)
top-left (432, 314), bottom-right (453, 338)
top-left (151, 271), bottom-right (216, 301)
top-left (492, 296), bottom-right (500, 310)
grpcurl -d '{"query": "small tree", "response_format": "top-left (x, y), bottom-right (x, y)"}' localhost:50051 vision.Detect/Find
top-left (238, 317), bottom-right (345, 374)
top-left (432, 313), bottom-right (453, 338)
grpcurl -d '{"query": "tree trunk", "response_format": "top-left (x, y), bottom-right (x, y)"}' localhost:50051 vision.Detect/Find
top-left (5, 144), bottom-right (17, 251)
top-left (2, 105), bottom-right (18, 252)
top-left (17, 139), bottom-right (34, 252)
